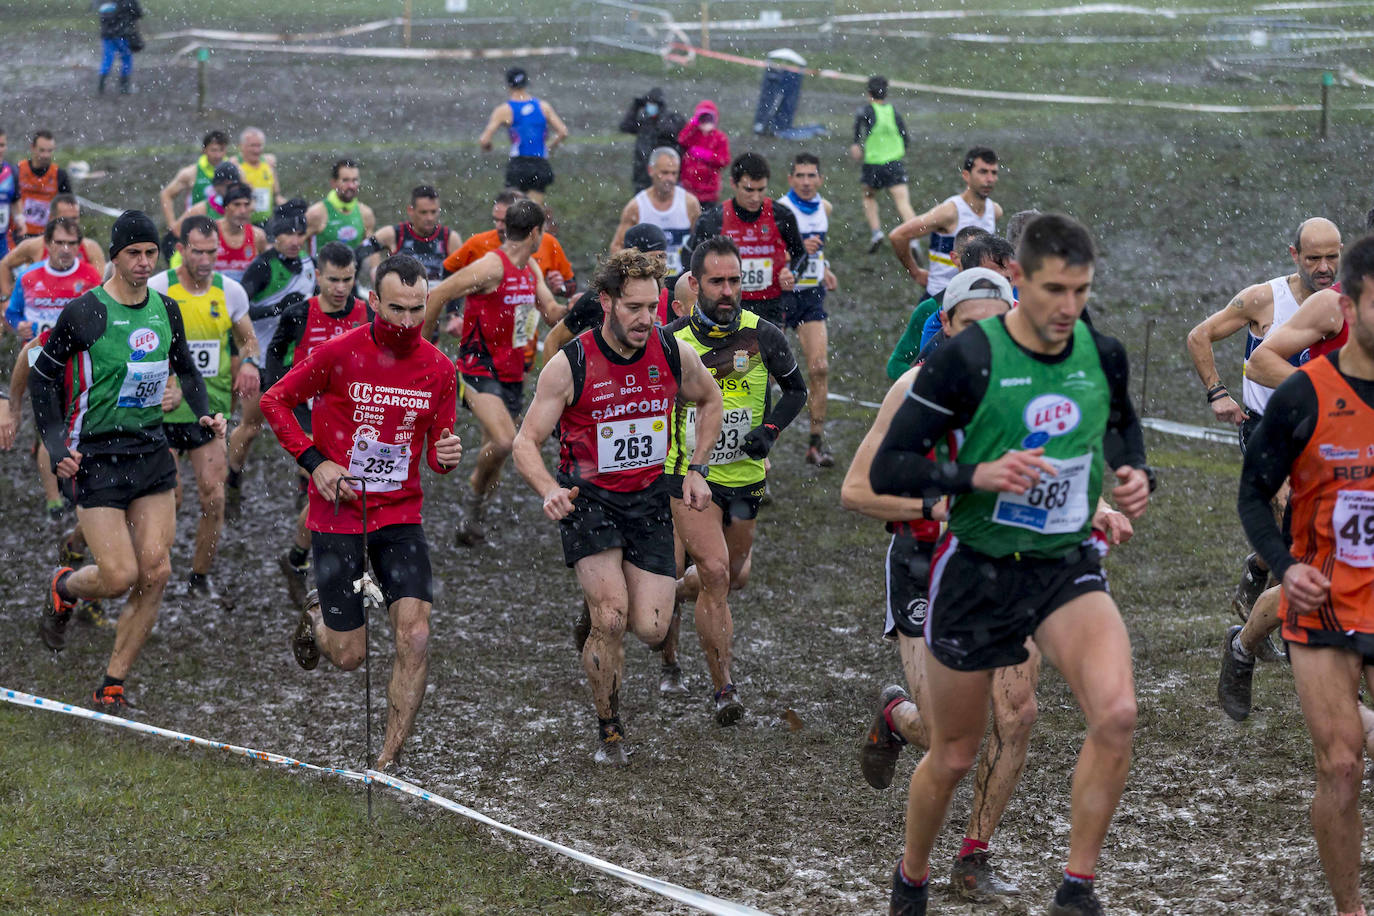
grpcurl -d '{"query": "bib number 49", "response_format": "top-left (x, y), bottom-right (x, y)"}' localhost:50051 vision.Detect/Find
top-left (1334, 490), bottom-right (1374, 568)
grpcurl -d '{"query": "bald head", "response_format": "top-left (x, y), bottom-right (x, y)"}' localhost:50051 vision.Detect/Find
top-left (1290, 217), bottom-right (1342, 294)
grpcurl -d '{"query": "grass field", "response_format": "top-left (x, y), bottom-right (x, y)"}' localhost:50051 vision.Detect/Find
top-left (4, 1), bottom-right (1374, 912)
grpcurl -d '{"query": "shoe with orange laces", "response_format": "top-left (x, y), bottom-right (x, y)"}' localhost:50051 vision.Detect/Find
top-left (91, 684), bottom-right (131, 715)
top-left (40, 566), bottom-right (76, 651)
top-left (860, 684), bottom-right (911, 789)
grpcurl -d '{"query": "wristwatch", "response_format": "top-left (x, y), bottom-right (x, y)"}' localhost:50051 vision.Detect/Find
top-left (687, 463), bottom-right (710, 478)
top-left (242, 355), bottom-right (261, 369)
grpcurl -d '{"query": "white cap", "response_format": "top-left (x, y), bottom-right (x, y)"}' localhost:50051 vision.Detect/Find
top-left (941, 267), bottom-right (1015, 314)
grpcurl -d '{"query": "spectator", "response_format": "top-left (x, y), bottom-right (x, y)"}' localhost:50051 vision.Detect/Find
top-left (96, 0), bottom-right (143, 95)
top-left (619, 88), bottom-right (685, 192)
top-left (678, 100), bottom-right (730, 206)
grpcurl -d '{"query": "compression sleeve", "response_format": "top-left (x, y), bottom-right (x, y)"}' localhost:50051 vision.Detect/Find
top-left (238, 254), bottom-right (271, 301)
top-left (164, 296), bottom-right (211, 419)
top-left (1238, 371), bottom-right (1317, 580)
top-left (686, 206), bottom-right (723, 254)
top-left (886, 298), bottom-right (937, 380)
top-left (871, 326), bottom-right (990, 497)
top-left (1092, 328), bottom-right (1148, 471)
top-left (56, 169), bottom-right (71, 194)
top-left (772, 205), bottom-right (810, 273)
top-left (563, 295), bottom-right (602, 337)
top-left (424, 362), bottom-right (460, 475)
top-left (853, 105), bottom-right (875, 145)
top-left (265, 300), bottom-right (307, 386)
top-left (30, 293), bottom-right (107, 465)
top-left (757, 320), bottom-right (807, 431)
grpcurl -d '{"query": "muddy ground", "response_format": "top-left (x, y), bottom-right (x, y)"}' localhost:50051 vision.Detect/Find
top-left (4, 12), bottom-right (1374, 914)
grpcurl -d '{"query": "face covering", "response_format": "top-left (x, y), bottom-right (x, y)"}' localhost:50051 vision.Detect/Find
top-left (373, 314), bottom-right (422, 355)
top-left (691, 300), bottom-right (741, 338)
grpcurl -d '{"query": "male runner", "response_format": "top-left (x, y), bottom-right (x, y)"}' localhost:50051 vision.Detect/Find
top-left (869, 214), bottom-right (1152, 915)
top-left (479, 67), bottom-right (569, 206)
top-left (231, 127), bottom-right (282, 226)
top-left (777, 152), bottom-right (839, 466)
top-left (546, 223), bottom-right (674, 357)
top-left (16, 130), bottom-right (71, 240)
top-left (149, 216), bottom-right (260, 597)
top-left (889, 147), bottom-right (1001, 301)
top-left (262, 254), bottom-right (461, 771)
top-left (158, 130), bottom-right (230, 229)
top-left (511, 248), bottom-right (722, 764)
top-left (266, 241), bottom-right (372, 609)
top-left (610, 147), bottom-right (700, 276)
top-left (305, 159), bottom-right (375, 257)
top-left (210, 182), bottom-right (267, 282)
top-left (915, 234), bottom-right (1017, 359)
top-left (688, 152), bottom-right (807, 329)
top-left (885, 227), bottom-right (990, 379)
top-left (422, 199), bottom-right (564, 544)
top-left (1, 195), bottom-right (107, 297)
top-left (849, 75), bottom-right (916, 252)
top-left (363, 185), bottom-right (462, 282)
top-left (663, 235), bottom-right (808, 722)
top-left (224, 204), bottom-right (316, 518)
top-left (1236, 233), bottom-right (1374, 916)
top-left (32, 210), bottom-right (226, 712)
top-left (169, 161), bottom-right (242, 238)
top-left (1, 128), bottom-right (21, 258)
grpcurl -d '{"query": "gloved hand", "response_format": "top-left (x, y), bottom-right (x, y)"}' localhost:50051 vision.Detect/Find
top-left (740, 422), bottom-right (779, 460)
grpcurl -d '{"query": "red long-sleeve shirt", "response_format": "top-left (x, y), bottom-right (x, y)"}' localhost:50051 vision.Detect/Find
top-left (260, 322), bottom-right (458, 534)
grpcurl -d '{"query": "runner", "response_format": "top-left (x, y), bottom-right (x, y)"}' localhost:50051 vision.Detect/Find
top-left (158, 130), bottom-right (230, 230)
top-left (0, 128), bottom-right (19, 258)
top-left (546, 223), bottom-right (675, 356)
top-left (31, 209), bottom-right (227, 712)
top-left (16, 130), bottom-right (71, 240)
top-left (210, 182), bottom-right (266, 282)
top-left (688, 152), bottom-right (807, 329)
top-left (1235, 233), bottom-right (1374, 916)
top-left (305, 159), bottom-right (375, 257)
top-left (363, 185), bottom-right (462, 282)
top-left (266, 241), bottom-right (372, 609)
top-left (422, 199), bottom-right (564, 544)
top-left (662, 235), bottom-right (807, 721)
top-left (510, 247), bottom-right (723, 764)
top-left (869, 214), bottom-right (1152, 915)
top-left (261, 254), bottom-right (461, 771)
top-left (479, 67), bottom-right (569, 206)
top-left (610, 147), bottom-right (700, 277)
top-left (231, 127), bottom-right (282, 227)
top-left (889, 147), bottom-right (1001, 302)
top-left (777, 152), bottom-right (839, 466)
top-left (148, 215), bottom-right (260, 598)
top-left (916, 234), bottom-right (1016, 360)
top-left (849, 75), bottom-right (916, 253)
top-left (224, 202), bottom-right (316, 519)
top-left (1, 194), bottom-right (108, 297)
top-left (885, 227), bottom-right (990, 379)
top-left (169, 161), bottom-right (242, 238)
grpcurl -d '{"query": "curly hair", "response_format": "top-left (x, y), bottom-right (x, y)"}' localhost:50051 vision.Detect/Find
top-left (593, 247), bottom-right (667, 300)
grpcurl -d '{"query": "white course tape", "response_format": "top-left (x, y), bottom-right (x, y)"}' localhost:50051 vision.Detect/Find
top-left (826, 391), bottom-right (884, 410)
top-left (151, 19), bottom-right (403, 43)
top-left (74, 195), bottom-right (126, 218)
top-left (173, 41), bottom-right (576, 62)
top-left (1139, 417), bottom-right (1236, 444)
top-left (3, 687), bottom-right (770, 916)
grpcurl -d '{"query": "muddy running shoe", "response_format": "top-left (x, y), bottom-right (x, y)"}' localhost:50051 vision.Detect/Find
top-left (1232, 552), bottom-right (1268, 621)
top-left (889, 860), bottom-right (928, 916)
top-left (713, 684), bottom-right (745, 726)
top-left (58, 529), bottom-right (86, 566)
top-left (73, 599), bottom-right (107, 627)
top-left (90, 684), bottom-right (131, 716)
top-left (861, 684), bottom-right (911, 790)
top-left (660, 662), bottom-right (688, 695)
top-left (574, 599), bottom-right (591, 653)
top-left (46, 499), bottom-right (65, 524)
top-left (224, 479), bottom-right (242, 522)
top-left (1218, 624), bottom-right (1255, 722)
top-left (278, 551), bottom-right (311, 610)
top-left (184, 573), bottom-right (219, 601)
top-left (1048, 879), bottom-right (1103, 915)
top-left (40, 567), bottom-right (76, 651)
top-left (868, 228), bottom-right (886, 254)
top-left (594, 720), bottom-right (628, 766)
top-left (292, 590), bottom-right (321, 671)
top-left (805, 438), bottom-right (835, 468)
top-left (455, 488), bottom-right (487, 546)
top-left (950, 851), bottom-right (1020, 900)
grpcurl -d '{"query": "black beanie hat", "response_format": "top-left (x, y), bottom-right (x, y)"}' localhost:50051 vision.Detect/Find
top-left (109, 210), bottom-right (160, 259)
top-left (623, 222), bottom-right (667, 253)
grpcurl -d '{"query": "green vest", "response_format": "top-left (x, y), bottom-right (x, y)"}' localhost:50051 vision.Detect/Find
top-left (71, 288), bottom-right (174, 449)
top-left (158, 270), bottom-right (234, 420)
top-left (190, 155), bottom-right (216, 207)
top-left (864, 102), bottom-right (904, 165)
top-left (667, 310), bottom-right (770, 487)
top-left (943, 318), bottom-right (1109, 558)
top-left (318, 190), bottom-right (366, 249)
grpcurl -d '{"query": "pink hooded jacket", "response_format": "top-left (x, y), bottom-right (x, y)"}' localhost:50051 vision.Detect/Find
top-left (677, 100), bottom-right (730, 205)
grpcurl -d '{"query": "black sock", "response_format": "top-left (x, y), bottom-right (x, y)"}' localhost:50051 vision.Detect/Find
top-left (55, 570), bottom-right (74, 602)
top-left (226, 467), bottom-right (242, 489)
top-left (809, 433), bottom-right (822, 448)
top-left (101, 675), bottom-right (124, 689)
top-left (288, 545), bottom-right (309, 567)
top-left (188, 571), bottom-right (207, 587)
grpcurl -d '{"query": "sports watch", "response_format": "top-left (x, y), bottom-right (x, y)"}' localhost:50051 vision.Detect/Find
top-left (687, 463), bottom-right (710, 478)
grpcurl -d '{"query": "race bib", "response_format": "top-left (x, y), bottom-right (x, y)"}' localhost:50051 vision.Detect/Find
top-left (1333, 489), bottom-right (1374, 568)
top-left (665, 249), bottom-right (683, 274)
top-left (117, 359), bottom-right (169, 409)
top-left (189, 339), bottom-right (221, 378)
top-left (347, 435), bottom-right (411, 494)
top-left (24, 308), bottom-right (61, 338)
top-left (992, 452), bottom-right (1092, 535)
top-left (741, 257), bottom-right (772, 292)
top-left (682, 405), bottom-right (752, 465)
top-left (0, 202), bottom-right (9, 232)
top-left (22, 197), bottom-right (49, 229)
top-left (252, 186), bottom-right (272, 214)
top-left (596, 415), bottom-right (668, 474)
top-left (512, 301), bottom-right (539, 347)
top-left (796, 252), bottom-right (825, 288)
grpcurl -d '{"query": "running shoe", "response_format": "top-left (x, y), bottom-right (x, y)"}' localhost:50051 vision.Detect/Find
top-left (1218, 624), bottom-right (1255, 722)
top-left (713, 684), bottom-right (745, 726)
top-left (292, 590), bottom-right (321, 671)
top-left (868, 229), bottom-right (886, 254)
top-left (805, 440), bottom-right (835, 468)
top-left (72, 598), bottom-right (107, 627)
top-left (1048, 880), bottom-right (1103, 915)
top-left (58, 528), bottom-right (86, 566)
top-left (574, 599), bottom-right (591, 654)
top-left (40, 566), bottom-right (76, 651)
top-left (594, 720), bottom-right (628, 766)
top-left (278, 551), bottom-right (311, 610)
top-left (660, 662), bottom-right (688, 695)
top-left (90, 684), bottom-right (131, 715)
top-left (950, 851), bottom-right (1020, 900)
top-left (889, 861), bottom-right (928, 916)
top-left (224, 480), bottom-right (243, 521)
top-left (1231, 552), bottom-right (1268, 621)
top-left (455, 488), bottom-right (487, 546)
top-left (184, 574), bottom-right (219, 601)
top-left (860, 684), bottom-right (910, 790)
top-left (46, 499), bottom-right (65, 524)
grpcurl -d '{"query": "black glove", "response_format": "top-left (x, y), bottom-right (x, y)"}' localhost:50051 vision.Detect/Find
top-left (740, 423), bottom-right (779, 460)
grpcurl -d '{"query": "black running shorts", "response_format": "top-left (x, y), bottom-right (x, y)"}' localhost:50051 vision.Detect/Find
top-left (69, 447), bottom-right (178, 511)
top-left (743, 297), bottom-right (785, 328)
top-left (1238, 411), bottom-right (1262, 457)
top-left (664, 475), bottom-right (766, 524)
top-left (505, 155), bottom-right (555, 192)
top-left (311, 524), bottom-right (433, 632)
top-left (886, 529), bottom-right (935, 640)
top-left (861, 160), bottom-right (909, 190)
top-left (925, 539), bottom-right (1110, 671)
top-left (163, 421), bottom-right (217, 453)
top-left (558, 477), bottom-right (676, 576)
top-left (461, 373), bottom-right (524, 419)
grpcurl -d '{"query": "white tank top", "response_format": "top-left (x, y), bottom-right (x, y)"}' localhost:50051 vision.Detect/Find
top-left (633, 187), bottom-right (692, 273)
top-left (1241, 275), bottom-right (1303, 415)
top-left (926, 194), bottom-right (998, 296)
top-left (777, 192), bottom-right (828, 289)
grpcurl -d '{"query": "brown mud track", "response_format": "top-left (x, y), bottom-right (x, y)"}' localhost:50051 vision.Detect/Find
top-left (4, 21), bottom-right (1373, 915)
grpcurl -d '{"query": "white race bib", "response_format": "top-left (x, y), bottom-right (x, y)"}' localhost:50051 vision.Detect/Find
top-left (0, 202), bottom-right (9, 232)
top-left (796, 252), bottom-right (825, 288)
top-left (992, 452), bottom-right (1092, 534)
top-left (665, 249), bottom-right (683, 274)
top-left (117, 359), bottom-right (170, 409)
top-left (740, 257), bottom-right (772, 292)
top-left (1333, 489), bottom-right (1374, 568)
top-left (683, 405), bottom-right (752, 465)
top-left (189, 339), bottom-right (221, 378)
top-left (347, 435), bottom-right (411, 494)
top-left (24, 307), bottom-right (61, 338)
top-left (512, 301), bottom-right (538, 347)
top-left (596, 415), bottom-right (668, 474)
top-left (22, 197), bottom-right (49, 229)
top-left (252, 186), bottom-right (272, 214)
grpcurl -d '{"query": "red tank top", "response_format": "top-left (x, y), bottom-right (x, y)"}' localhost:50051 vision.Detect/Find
top-left (1308, 321), bottom-right (1349, 361)
top-left (18, 161), bottom-right (59, 236)
top-left (460, 249), bottom-right (538, 383)
top-left (558, 327), bottom-right (678, 492)
top-left (656, 287), bottom-right (671, 326)
top-left (215, 222), bottom-right (257, 278)
top-left (298, 296), bottom-right (370, 363)
top-left (721, 199), bottom-right (789, 301)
